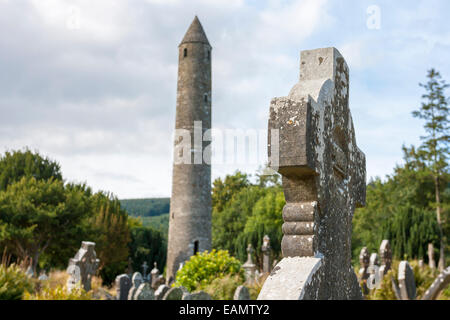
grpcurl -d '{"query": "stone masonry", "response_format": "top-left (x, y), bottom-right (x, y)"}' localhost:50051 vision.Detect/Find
top-left (166, 16), bottom-right (213, 282)
top-left (258, 47), bottom-right (366, 300)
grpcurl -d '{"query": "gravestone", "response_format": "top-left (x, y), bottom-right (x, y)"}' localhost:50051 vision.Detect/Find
top-left (398, 261), bottom-right (416, 300)
top-left (66, 241), bottom-right (100, 292)
top-left (163, 286), bottom-right (189, 300)
top-left (261, 235), bottom-right (272, 274)
top-left (151, 262), bottom-right (165, 290)
top-left (142, 261), bottom-right (149, 282)
top-left (182, 291), bottom-right (212, 300)
top-left (258, 47), bottom-right (366, 300)
top-left (38, 271), bottom-right (49, 281)
top-left (135, 282), bottom-right (155, 300)
top-left (26, 266), bottom-right (35, 278)
top-left (234, 285), bottom-right (251, 300)
top-left (128, 272), bottom-right (144, 300)
top-left (418, 260), bottom-right (424, 269)
top-left (367, 253), bottom-right (381, 290)
top-left (379, 240), bottom-right (392, 277)
top-left (428, 243), bottom-right (436, 269)
top-left (155, 284), bottom-right (170, 300)
top-left (422, 267), bottom-right (450, 300)
top-left (115, 274), bottom-right (131, 301)
top-left (242, 244), bottom-right (256, 284)
top-left (358, 247), bottom-right (370, 282)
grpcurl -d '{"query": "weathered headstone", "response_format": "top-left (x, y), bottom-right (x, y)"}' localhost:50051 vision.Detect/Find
top-left (142, 261), bottom-right (149, 282)
top-left (379, 240), bottom-right (392, 277)
top-left (115, 274), bottom-right (131, 301)
top-left (155, 284), bottom-right (170, 300)
top-left (242, 244), bottom-right (257, 284)
top-left (163, 286), bottom-right (189, 300)
top-left (422, 267), bottom-right (450, 300)
top-left (66, 241), bottom-right (100, 292)
top-left (258, 47), bottom-right (366, 300)
top-left (428, 243), bottom-right (436, 270)
top-left (367, 253), bottom-right (381, 290)
top-left (135, 282), bottom-right (155, 300)
top-left (128, 272), bottom-right (144, 300)
top-left (398, 261), bottom-right (416, 300)
top-left (151, 262), bottom-right (165, 290)
top-left (358, 247), bottom-right (370, 282)
top-left (418, 260), bottom-right (424, 269)
top-left (182, 291), bottom-right (212, 300)
top-left (261, 235), bottom-right (272, 274)
top-left (234, 285), bottom-right (251, 300)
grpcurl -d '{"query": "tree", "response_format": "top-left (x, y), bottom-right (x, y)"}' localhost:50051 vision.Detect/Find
top-left (0, 177), bottom-right (92, 272)
top-left (88, 192), bottom-right (131, 285)
top-left (129, 226), bottom-right (166, 276)
top-left (0, 149), bottom-right (62, 192)
top-left (412, 69), bottom-right (449, 270)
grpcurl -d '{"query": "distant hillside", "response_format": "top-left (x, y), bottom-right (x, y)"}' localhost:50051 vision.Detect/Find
top-left (141, 214), bottom-right (169, 238)
top-left (120, 198), bottom-right (170, 217)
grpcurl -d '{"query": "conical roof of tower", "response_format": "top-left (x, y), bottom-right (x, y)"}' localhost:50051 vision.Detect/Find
top-left (180, 16), bottom-right (210, 46)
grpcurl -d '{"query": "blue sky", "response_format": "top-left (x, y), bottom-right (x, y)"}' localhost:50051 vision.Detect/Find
top-left (0, 0), bottom-right (449, 198)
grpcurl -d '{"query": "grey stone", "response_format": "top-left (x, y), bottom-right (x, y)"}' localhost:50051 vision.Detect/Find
top-left (234, 285), bottom-right (250, 300)
top-left (166, 15), bottom-right (213, 282)
top-left (258, 47), bottom-right (366, 300)
top-left (398, 261), bottom-right (416, 300)
top-left (428, 243), bottom-right (436, 269)
top-left (135, 282), bottom-right (155, 300)
top-left (358, 247), bottom-right (370, 282)
top-left (261, 235), bottom-right (272, 274)
top-left (26, 266), bottom-right (35, 278)
top-left (163, 286), bottom-right (189, 300)
top-left (242, 244), bottom-right (257, 284)
top-left (422, 267), bottom-right (450, 300)
top-left (155, 284), bottom-right (170, 300)
top-left (66, 241), bottom-right (100, 292)
top-left (182, 291), bottom-right (212, 300)
top-left (379, 240), bottom-right (392, 276)
top-left (128, 272), bottom-right (144, 300)
top-left (38, 271), bottom-right (48, 281)
top-left (115, 274), bottom-right (131, 300)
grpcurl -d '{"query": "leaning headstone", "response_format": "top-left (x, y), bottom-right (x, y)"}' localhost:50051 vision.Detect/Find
top-left (398, 261), bottom-right (416, 300)
top-left (115, 274), bottom-right (131, 301)
top-left (135, 282), bottom-right (155, 300)
top-left (66, 241), bottom-right (100, 292)
top-left (258, 47), bottom-right (366, 300)
top-left (242, 244), bottom-right (257, 284)
top-left (155, 284), bottom-right (170, 300)
top-left (163, 286), bottom-right (189, 300)
top-left (128, 272), bottom-right (144, 300)
top-left (379, 240), bottom-right (392, 277)
top-left (261, 235), bottom-right (272, 274)
top-left (234, 285), bottom-right (251, 300)
top-left (182, 291), bottom-right (212, 300)
top-left (428, 243), bottom-right (436, 270)
top-left (422, 267), bottom-right (450, 300)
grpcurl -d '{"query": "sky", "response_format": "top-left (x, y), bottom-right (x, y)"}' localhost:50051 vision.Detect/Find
top-left (0, 0), bottom-right (449, 199)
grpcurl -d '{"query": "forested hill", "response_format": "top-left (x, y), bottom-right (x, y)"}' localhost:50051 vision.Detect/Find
top-left (120, 198), bottom-right (170, 217)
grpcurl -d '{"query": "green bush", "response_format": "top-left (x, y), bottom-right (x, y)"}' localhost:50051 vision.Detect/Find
top-left (203, 274), bottom-right (243, 300)
top-left (0, 264), bottom-right (34, 300)
top-left (175, 250), bottom-right (245, 292)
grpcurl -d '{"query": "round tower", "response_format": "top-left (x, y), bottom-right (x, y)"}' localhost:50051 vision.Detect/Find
top-left (166, 16), bottom-right (212, 282)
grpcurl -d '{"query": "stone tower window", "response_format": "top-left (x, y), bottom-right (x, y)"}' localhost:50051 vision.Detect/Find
top-left (193, 240), bottom-right (199, 255)
top-left (184, 48), bottom-right (188, 57)
top-left (204, 94), bottom-right (208, 103)
top-left (207, 50), bottom-right (210, 61)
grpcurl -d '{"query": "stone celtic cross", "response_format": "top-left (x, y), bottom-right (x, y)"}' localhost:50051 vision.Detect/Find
top-left (259, 47), bottom-right (366, 300)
